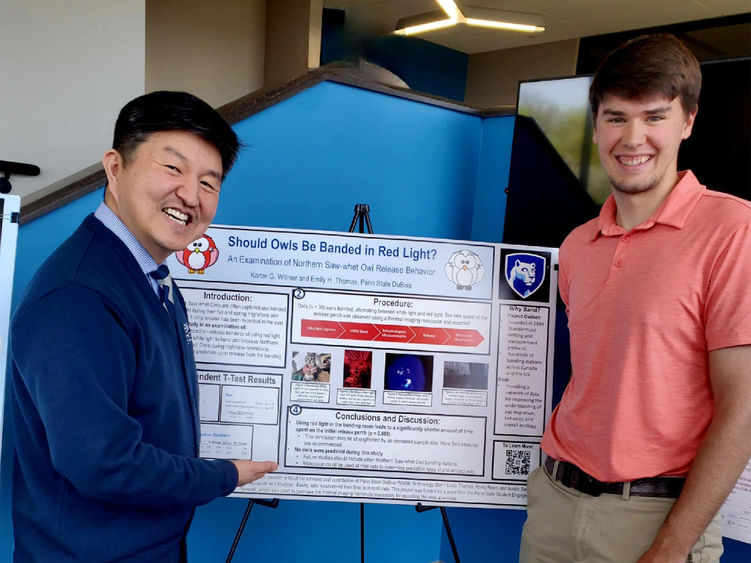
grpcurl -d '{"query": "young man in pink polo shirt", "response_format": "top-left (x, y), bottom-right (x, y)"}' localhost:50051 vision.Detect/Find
top-left (520, 34), bottom-right (751, 562)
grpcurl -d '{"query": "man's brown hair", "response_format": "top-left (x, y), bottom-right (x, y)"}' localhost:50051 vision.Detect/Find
top-left (590, 33), bottom-right (702, 118)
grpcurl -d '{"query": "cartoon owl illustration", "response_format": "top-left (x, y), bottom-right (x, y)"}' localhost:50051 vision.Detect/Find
top-left (445, 250), bottom-right (484, 290)
top-left (176, 235), bottom-right (219, 274)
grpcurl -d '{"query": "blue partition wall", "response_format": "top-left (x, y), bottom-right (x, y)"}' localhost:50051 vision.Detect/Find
top-left (220, 81), bottom-right (487, 240)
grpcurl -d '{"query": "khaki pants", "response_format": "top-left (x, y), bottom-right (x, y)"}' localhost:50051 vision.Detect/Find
top-left (519, 466), bottom-right (723, 563)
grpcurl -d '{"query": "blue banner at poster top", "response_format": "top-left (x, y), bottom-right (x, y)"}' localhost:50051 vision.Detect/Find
top-left (504, 252), bottom-right (547, 299)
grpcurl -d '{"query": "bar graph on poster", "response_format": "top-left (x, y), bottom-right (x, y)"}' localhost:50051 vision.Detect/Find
top-left (168, 225), bottom-right (556, 509)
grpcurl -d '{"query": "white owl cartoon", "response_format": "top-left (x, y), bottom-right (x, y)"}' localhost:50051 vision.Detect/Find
top-left (445, 250), bottom-right (485, 290)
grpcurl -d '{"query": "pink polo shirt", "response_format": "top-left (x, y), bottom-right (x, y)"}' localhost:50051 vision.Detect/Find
top-left (542, 171), bottom-right (751, 481)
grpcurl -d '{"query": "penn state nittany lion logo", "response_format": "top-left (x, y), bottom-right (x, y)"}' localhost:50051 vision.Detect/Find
top-left (505, 253), bottom-right (546, 298)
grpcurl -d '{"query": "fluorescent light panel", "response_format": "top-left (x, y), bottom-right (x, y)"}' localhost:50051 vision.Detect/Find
top-left (395, 0), bottom-right (545, 35)
top-left (436, 0), bottom-right (460, 19)
top-left (400, 18), bottom-right (456, 35)
top-left (465, 18), bottom-right (544, 33)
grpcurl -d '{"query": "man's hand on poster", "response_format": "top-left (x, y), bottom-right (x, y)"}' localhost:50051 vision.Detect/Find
top-left (232, 460), bottom-right (279, 486)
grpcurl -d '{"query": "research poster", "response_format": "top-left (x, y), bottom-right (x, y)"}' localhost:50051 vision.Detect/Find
top-left (0, 194), bottom-right (21, 478)
top-left (168, 225), bottom-right (558, 509)
top-left (722, 463), bottom-right (751, 544)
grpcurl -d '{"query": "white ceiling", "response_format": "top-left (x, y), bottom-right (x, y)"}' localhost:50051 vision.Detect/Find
top-left (324, 0), bottom-right (751, 54)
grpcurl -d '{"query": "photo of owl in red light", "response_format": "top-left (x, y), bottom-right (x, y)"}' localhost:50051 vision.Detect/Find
top-left (343, 350), bottom-right (372, 388)
top-left (176, 234), bottom-right (219, 274)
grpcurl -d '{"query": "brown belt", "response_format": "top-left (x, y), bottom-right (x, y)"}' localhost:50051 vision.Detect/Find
top-left (544, 457), bottom-right (685, 498)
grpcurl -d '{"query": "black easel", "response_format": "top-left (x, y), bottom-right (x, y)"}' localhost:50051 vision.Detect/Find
top-left (416, 503), bottom-right (461, 563)
top-left (349, 204), bottom-right (373, 563)
top-left (346, 205), bottom-right (461, 563)
top-left (227, 205), bottom-right (461, 563)
top-left (227, 204), bottom-right (374, 563)
top-left (349, 203), bottom-right (373, 234)
top-left (225, 498), bottom-right (279, 563)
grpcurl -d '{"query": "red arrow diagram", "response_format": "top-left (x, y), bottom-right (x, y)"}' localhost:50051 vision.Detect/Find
top-left (410, 327), bottom-right (450, 345)
top-left (300, 319), bottom-right (344, 338)
top-left (445, 328), bottom-right (485, 347)
top-left (374, 324), bottom-right (416, 344)
top-left (339, 322), bottom-right (380, 341)
top-left (300, 319), bottom-right (484, 348)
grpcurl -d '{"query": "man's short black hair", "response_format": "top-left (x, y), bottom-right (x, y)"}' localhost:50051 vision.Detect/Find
top-left (113, 91), bottom-right (240, 179)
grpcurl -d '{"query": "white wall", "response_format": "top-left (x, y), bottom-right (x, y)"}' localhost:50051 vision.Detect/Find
top-left (146, 0), bottom-right (267, 108)
top-left (464, 39), bottom-right (579, 108)
top-left (0, 0), bottom-right (145, 203)
top-left (264, 0), bottom-right (321, 89)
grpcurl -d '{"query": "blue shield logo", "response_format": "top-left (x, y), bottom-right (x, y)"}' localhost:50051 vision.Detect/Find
top-left (505, 253), bottom-right (546, 299)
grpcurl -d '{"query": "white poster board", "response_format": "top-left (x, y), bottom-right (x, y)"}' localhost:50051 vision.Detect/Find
top-left (722, 462), bottom-right (751, 543)
top-left (0, 194), bottom-right (21, 479)
top-left (168, 225), bottom-right (558, 509)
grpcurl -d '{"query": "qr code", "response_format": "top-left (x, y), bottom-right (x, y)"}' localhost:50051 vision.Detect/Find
top-left (505, 449), bottom-right (531, 476)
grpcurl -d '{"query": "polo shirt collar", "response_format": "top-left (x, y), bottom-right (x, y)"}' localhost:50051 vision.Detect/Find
top-left (593, 170), bottom-right (704, 239)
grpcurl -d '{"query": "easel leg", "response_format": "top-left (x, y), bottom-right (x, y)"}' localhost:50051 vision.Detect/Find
top-left (440, 506), bottom-right (461, 563)
top-left (415, 503), bottom-right (461, 563)
top-left (225, 498), bottom-right (279, 563)
top-left (225, 499), bottom-right (254, 563)
top-left (360, 502), bottom-right (365, 563)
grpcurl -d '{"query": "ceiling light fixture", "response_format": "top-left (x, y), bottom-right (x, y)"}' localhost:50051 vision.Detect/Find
top-left (465, 18), bottom-right (543, 33)
top-left (399, 17), bottom-right (456, 35)
top-left (395, 0), bottom-right (545, 36)
top-left (436, 0), bottom-right (460, 20)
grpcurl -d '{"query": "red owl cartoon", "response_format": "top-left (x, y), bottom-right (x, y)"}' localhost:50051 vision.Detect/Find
top-left (176, 235), bottom-right (219, 274)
